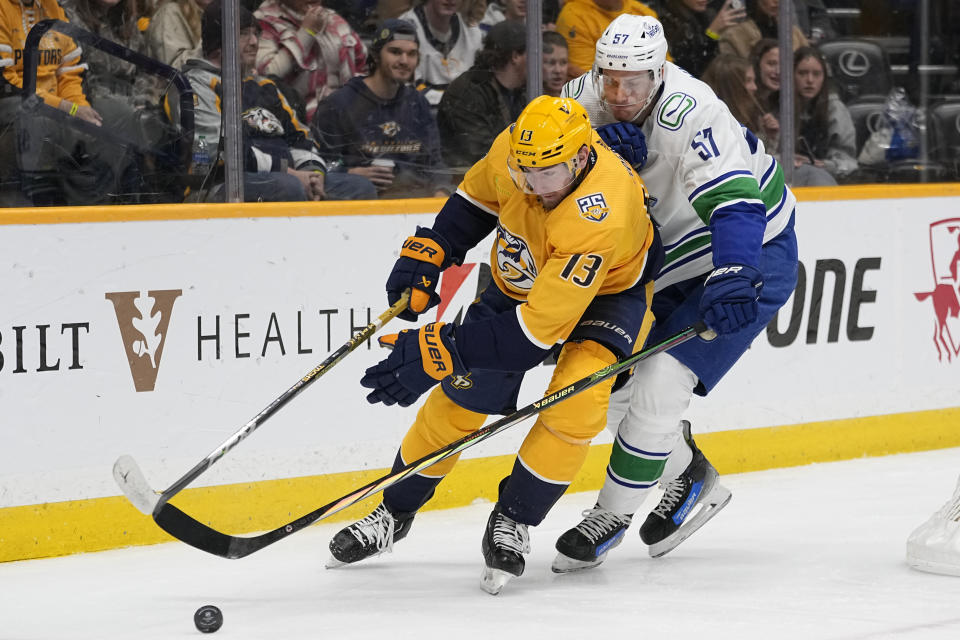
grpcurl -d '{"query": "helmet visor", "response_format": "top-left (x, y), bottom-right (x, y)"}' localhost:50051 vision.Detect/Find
top-left (507, 155), bottom-right (578, 196)
top-left (595, 69), bottom-right (656, 107)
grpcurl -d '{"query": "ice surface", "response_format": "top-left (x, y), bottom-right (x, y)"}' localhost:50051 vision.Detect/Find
top-left (3, 448), bottom-right (960, 639)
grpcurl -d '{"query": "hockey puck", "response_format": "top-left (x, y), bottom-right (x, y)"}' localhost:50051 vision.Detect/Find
top-left (194, 605), bottom-right (223, 633)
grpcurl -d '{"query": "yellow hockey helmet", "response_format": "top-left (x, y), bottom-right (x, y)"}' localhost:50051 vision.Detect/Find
top-left (507, 96), bottom-right (593, 195)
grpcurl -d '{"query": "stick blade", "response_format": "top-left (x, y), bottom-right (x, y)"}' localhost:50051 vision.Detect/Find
top-left (113, 455), bottom-right (161, 515)
top-left (154, 503), bottom-right (254, 559)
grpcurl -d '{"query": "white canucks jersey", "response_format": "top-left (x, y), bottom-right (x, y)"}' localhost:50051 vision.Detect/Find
top-left (562, 62), bottom-right (795, 290)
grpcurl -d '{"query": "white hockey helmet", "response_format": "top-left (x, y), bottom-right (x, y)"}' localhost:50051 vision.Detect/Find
top-left (592, 14), bottom-right (669, 118)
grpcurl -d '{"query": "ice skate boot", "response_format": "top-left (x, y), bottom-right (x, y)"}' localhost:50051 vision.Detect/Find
top-left (552, 506), bottom-right (632, 573)
top-left (480, 504), bottom-right (530, 595)
top-left (327, 503), bottom-right (415, 568)
top-left (906, 475), bottom-right (960, 576)
top-left (639, 421), bottom-right (732, 557)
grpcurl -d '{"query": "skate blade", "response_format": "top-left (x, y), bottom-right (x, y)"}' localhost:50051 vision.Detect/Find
top-left (325, 555), bottom-right (348, 569)
top-left (648, 484), bottom-right (732, 558)
top-left (906, 556), bottom-right (960, 577)
top-left (907, 538), bottom-right (960, 577)
top-left (551, 552), bottom-right (605, 574)
top-left (480, 567), bottom-right (516, 595)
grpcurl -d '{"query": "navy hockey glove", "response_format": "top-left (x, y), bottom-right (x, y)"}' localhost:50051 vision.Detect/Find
top-left (699, 265), bottom-right (764, 335)
top-left (360, 322), bottom-right (467, 407)
top-left (386, 227), bottom-right (451, 322)
top-left (597, 122), bottom-right (648, 169)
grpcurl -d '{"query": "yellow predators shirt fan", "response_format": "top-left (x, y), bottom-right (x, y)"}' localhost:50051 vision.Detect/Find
top-left (458, 128), bottom-right (654, 349)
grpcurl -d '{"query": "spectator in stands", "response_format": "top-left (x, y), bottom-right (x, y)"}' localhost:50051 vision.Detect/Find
top-left (701, 53), bottom-right (778, 148)
top-left (0, 0), bottom-right (111, 204)
top-left (254, 0), bottom-right (367, 124)
top-left (64, 0), bottom-right (177, 201)
top-left (437, 20), bottom-right (525, 172)
top-left (750, 37), bottom-right (779, 117)
top-left (480, 0), bottom-right (557, 31)
top-left (170, 0), bottom-right (376, 201)
top-left (62, 0), bottom-right (165, 139)
top-left (323, 0), bottom-right (380, 36)
top-left (719, 0), bottom-right (808, 60)
top-left (479, 0), bottom-right (522, 29)
top-left (459, 0), bottom-right (487, 27)
top-left (793, 45), bottom-right (857, 181)
top-left (371, 0), bottom-right (414, 21)
top-left (311, 19), bottom-right (453, 198)
top-left (399, 0), bottom-right (483, 106)
top-left (0, 0), bottom-right (99, 125)
top-left (658, 0), bottom-right (745, 78)
top-left (63, 0), bottom-right (149, 104)
top-left (541, 30), bottom-right (568, 97)
top-left (147, 0), bottom-right (212, 69)
top-left (556, 0), bottom-right (658, 81)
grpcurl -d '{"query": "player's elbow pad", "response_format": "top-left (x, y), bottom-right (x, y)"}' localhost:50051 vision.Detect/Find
top-left (455, 310), bottom-right (553, 372)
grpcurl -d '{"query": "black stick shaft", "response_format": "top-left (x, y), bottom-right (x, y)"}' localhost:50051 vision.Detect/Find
top-left (153, 322), bottom-right (715, 558)
top-left (152, 293), bottom-right (410, 514)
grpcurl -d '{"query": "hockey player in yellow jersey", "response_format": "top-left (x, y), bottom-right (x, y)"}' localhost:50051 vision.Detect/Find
top-left (328, 95), bottom-right (664, 595)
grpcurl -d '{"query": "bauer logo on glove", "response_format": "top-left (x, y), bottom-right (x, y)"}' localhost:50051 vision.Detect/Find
top-left (705, 265), bottom-right (748, 281)
top-left (419, 322), bottom-right (454, 379)
top-left (387, 227), bottom-right (453, 321)
top-left (361, 322), bottom-right (468, 407)
top-left (402, 238), bottom-right (443, 261)
top-left (698, 264), bottom-right (763, 335)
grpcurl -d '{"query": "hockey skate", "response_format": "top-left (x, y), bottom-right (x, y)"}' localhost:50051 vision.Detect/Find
top-left (480, 504), bottom-right (530, 595)
top-left (327, 503), bottom-right (415, 568)
top-left (551, 506), bottom-right (632, 573)
top-left (906, 475), bottom-right (960, 576)
top-left (639, 421), bottom-right (732, 557)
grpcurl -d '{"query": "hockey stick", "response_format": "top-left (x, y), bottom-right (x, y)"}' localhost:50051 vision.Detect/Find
top-left (148, 322), bottom-right (716, 559)
top-left (113, 291), bottom-right (410, 516)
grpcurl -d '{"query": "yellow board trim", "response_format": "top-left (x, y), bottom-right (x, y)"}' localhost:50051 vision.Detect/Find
top-left (793, 182), bottom-right (960, 202)
top-left (0, 198), bottom-right (446, 226)
top-left (3, 406), bottom-right (959, 563)
top-left (2, 183), bottom-right (960, 226)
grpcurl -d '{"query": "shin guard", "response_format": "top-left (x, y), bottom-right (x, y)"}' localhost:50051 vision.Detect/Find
top-left (598, 353), bottom-right (698, 515)
top-left (384, 388), bottom-right (487, 513)
top-left (500, 341), bottom-right (617, 525)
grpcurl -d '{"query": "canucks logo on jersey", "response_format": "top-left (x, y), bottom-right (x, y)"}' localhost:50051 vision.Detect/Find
top-left (576, 193), bottom-right (609, 222)
top-left (495, 223), bottom-right (537, 291)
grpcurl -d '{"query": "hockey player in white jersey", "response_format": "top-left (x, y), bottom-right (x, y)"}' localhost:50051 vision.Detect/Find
top-left (553, 14), bottom-right (799, 572)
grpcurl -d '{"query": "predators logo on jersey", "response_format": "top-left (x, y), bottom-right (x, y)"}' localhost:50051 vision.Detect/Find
top-left (378, 121), bottom-right (400, 137)
top-left (495, 223), bottom-right (538, 292)
top-left (576, 193), bottom-right (609, 222)
top-left (241, 107), bottom-right (284, 135)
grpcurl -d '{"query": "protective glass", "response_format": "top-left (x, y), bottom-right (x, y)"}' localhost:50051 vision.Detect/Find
top-left (507, 155), bottom-right (578, 195)
top-left (595, 70), bottom-right (656, 107)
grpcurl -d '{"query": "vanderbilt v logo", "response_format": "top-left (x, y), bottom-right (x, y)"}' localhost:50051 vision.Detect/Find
top-left (105, 290), bottom-right (182, 392)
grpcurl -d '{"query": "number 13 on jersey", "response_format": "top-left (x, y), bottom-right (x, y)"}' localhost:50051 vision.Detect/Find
top-left (560, 253), bottom-right (604, 287)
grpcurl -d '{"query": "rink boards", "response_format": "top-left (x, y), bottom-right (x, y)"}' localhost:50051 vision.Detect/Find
top-left (2, 184), bottom-right (960, 562)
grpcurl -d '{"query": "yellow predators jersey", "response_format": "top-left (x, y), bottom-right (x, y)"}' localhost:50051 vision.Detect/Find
top-left (457, 128), bottom-right (654, 349)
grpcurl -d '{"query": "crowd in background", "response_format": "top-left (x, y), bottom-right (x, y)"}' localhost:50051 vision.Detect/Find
top-left (0, 0), bottom-right (958, 205)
